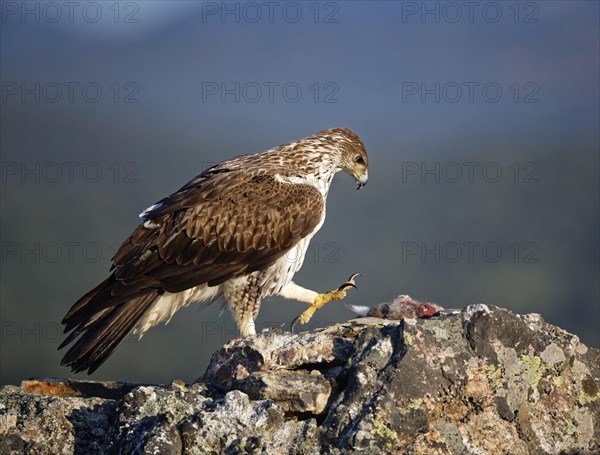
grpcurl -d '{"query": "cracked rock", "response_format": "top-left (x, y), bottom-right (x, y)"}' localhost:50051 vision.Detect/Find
top-left (1, 305), bottom-right (598, 454)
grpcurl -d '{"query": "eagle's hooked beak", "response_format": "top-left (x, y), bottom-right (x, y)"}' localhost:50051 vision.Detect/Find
top-left (355, 172), bottom-right (368, 190)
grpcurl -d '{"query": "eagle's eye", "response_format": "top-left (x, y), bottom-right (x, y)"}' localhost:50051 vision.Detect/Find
top-left (355, 156), bottom-right (365, 165)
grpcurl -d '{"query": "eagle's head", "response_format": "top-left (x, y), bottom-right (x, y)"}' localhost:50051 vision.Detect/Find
top-left (323, 128), bottom-right (369, 190)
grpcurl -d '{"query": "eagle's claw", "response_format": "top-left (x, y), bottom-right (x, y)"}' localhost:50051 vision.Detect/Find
top-left (337, 272), bottom-right (363, 291)
top-left (290, 273), bottom-right (363, 332)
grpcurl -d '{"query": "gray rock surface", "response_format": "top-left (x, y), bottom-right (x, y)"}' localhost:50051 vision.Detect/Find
top-left (1, 305), bottom-right (599, 454)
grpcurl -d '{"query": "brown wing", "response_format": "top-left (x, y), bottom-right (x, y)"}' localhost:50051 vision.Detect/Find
top-left (112, 171), bottom-right (324, 293)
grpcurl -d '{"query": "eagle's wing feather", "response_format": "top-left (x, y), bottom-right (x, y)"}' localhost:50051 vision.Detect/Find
top-left (117, 172), bottom-right (323, 289)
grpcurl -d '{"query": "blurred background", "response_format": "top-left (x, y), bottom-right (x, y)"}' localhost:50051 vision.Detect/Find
top-left (1, 1), bottom-right (598, 386)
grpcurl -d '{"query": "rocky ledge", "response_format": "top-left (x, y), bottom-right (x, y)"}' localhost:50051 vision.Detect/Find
top-left (1, 305), bottom-right (599, 454)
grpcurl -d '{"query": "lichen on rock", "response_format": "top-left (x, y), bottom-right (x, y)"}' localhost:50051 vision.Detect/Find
top-left (0, 305), bottom-right (598, 454)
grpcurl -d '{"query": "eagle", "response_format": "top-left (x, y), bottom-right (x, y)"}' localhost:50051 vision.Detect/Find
top-left (59, 128), bottom-right (369, 374)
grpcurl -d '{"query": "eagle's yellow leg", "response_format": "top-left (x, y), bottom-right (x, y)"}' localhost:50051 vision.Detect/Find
top-left (294, 273), bottom-right (362, 326)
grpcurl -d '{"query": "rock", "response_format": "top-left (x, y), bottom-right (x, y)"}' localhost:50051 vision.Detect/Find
top-left (243, 371), bottom-right (332, 414)
top-left (1, 305), bottom-right (598, 454)
top-left (20, 378), bottom-right (142, 399)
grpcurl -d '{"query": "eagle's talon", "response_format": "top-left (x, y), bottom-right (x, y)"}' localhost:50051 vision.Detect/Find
top-left (290, 316), bottom-right (300, 333)
top-left (337, 272), bottom-right (363, 291)
top-left (292, 274), bottom-right (363, 327)
top-left (337, 282), bottom-right (356, 291)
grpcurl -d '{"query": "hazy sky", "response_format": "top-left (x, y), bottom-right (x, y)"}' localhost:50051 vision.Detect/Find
top-left (1, 1), bottom-right (598, 385)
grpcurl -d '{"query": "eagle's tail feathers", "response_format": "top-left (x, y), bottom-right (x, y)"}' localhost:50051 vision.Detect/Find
top-left (60, 291), bottom-right (159, 374)
top-left (62, 274), bottom-right (154, 334)
top-left (62, 275), bottom-right (116, 324)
